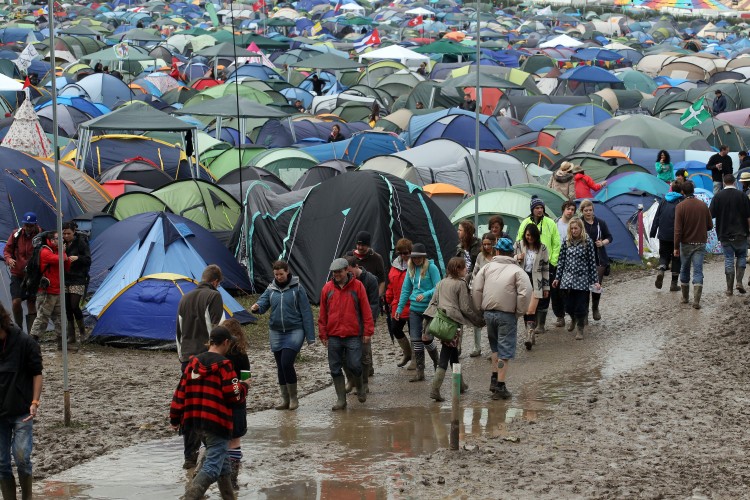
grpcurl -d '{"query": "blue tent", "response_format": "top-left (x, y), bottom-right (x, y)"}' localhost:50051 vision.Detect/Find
top-left (673, 160), bottom-right (713, 192)
top-left (404, 108), bottom-right (507, 146)
top-left (88, 212), bottom-right (252, 293)
top-left (90, 273), bottom-right (248, 344)
top-left (301, 131), bottom-right (407, 164)
top-left (558, 66), bottom-right (622, 83)
top-left (413, 114), bottom-right (505, 149)
top-left (594, 172), bottom-right (669, 202)
top-left (575, 200), bottom-right (641, 264)
top-left (604, 192), bottom-right (659, 226)
top-left (523, 103), bottom-right (612, 132)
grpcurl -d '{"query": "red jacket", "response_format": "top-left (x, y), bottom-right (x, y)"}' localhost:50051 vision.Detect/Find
top-left (575, 173), bottom-right (603, 199)
top-left (39, 245), bottom-right (71, 295)
top-left (3, 226), bottom-right (42, 278)
top-left (318, 274), bottom-right (374, 341)
top-left (170, 351), bottom-right (247, 439)
top-left (385, 261), bottom-right (410, 318)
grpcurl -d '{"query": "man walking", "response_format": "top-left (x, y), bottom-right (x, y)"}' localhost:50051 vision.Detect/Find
top-left (472, 238), bottom-right (531, 400)
top-left (710, 173), bottom-right (750, 295)
top-left (346, 231), bottom-right (386, 296)
top-left (706, 145), bottom-right (733, 195)
top-left (319, 258), bottom-right (374, 411)
top-left (170, 326), bottom-right (249, 500)
top-left (344, 257), bottom-right (379, 395)
top-left (3, 213), bottom-right (42, 334)
top-left (674, 181), bottom-right (714, 309)
top-left (176, 264), bottom-right (224, 469)
top-left (0, 304), bottom-right (43, 500)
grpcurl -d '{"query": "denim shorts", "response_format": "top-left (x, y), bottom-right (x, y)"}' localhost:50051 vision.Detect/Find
top-left (483, 310), bottom-right (518, 359)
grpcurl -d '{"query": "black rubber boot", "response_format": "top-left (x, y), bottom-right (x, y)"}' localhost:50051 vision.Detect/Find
top-left (669, 274), bottom-right (679, 292)
top-left (18, 474), bottom-right (30, 500)
top-left (25, 314), bottom-right (36, 338)
top-left (355, 374), bottom-right (367, 403)
top-left (229, 458), bottom-right (241, 491)
top-left (655, 269), bottom-right (665, 289)
top-left (409, 351), bottom-right (425, 382)
top-left (490, 372), bottom-right (497, 393)
top-left (76, 318), bottom-right (87, 342)
top-left (185, 471), bottom-right (213, 500)
top-left (217, 474), bottom-right (236, 500)
top-left (535, 309), bottom-right (548, 334)
top-left (344, 367), bottom-right (354, 394)
top-left (0, 476), bottom-right (16, 500)
top-left (331, 375), bottom-right (347, 411)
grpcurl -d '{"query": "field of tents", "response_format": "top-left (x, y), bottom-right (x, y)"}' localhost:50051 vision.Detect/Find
top-left (0, 0), bottom-right (748, 344)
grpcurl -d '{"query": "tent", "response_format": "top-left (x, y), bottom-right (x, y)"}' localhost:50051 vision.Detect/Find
top-left (72, 212), bottom-right (118, 242)
top-left (574, 200), bottom-right (641, 264)
top-left (449, 189), bottom-right (535, 238)
top-left (300, 131), bottom-right (407, 164)
top-left (412, 114), bottom-right (505, 150)
top-left (98, 157), bottom-right (174, 190)
top-left (358, 45), bottom-right (430, 69)
top-left (1, 98), bottom-right (53, 157)
top-left (235, 171), bottom-right (457, 299)
top-left (292, 159), bottom-right (357, 190)
top-left (151, 179), bottom-right (241, 232)
top-left (594, 172), bottom-right (670, 202)
top-left (422, 183), bottom-right (466, 217)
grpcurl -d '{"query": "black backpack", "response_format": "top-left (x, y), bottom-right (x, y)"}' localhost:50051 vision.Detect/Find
top-left (21, 231), bottom-right (52, 294)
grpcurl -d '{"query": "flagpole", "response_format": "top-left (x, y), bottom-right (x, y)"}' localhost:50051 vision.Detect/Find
top-left (473, 0), bottom-right (481, 230)
top-left (47, 0), bottom-right (72, 427)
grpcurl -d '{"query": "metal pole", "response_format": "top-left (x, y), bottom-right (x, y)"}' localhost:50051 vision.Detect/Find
top-left (48, 0), bottom-right (72, 427)
top-left (473, 0), bottom-right (481, 230)
top-left (450, 363), bottom-right (461, 450)
top-left (637, 204), bottom-right (644, 257)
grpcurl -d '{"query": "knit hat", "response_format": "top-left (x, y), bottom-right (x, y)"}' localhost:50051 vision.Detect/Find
top-left (494, 238), bottom-right (514, 253)
top-left (356, 230), bottom-right (371, 246)
top-left (530, 195), bottom-right (545, 212)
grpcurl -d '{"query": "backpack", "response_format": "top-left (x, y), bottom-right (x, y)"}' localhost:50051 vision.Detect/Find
top-left (21, 231), bottom-right (52, 294)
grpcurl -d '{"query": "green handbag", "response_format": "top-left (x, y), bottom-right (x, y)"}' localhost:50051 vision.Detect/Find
top-left (428, 307), bottom-right (459, 341)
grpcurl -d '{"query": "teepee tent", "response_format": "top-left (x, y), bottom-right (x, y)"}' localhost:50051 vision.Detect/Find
top-left (1, 96), bottom-right (53, 157)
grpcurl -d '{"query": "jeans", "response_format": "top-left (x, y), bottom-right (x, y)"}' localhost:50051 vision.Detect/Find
top-left (197, 431), bottom-right (231, 482)
top-left (327, 336), bottom-right (362, 377)
top-left (679, 243), bottom-right (706, 285)
top-left (721, 239), bottom-right (748, 273)
top-left (0, 415), bottom-right (33, 480)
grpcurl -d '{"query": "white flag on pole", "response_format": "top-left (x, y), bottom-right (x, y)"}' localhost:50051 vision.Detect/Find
top-left (14, 44), bottom-right (39, 73)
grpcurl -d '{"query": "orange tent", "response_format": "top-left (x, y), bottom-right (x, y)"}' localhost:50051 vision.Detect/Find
top-left (600, 150), bottom-right (632, 162)
top-left (422, 183), bottom-right (466, 196)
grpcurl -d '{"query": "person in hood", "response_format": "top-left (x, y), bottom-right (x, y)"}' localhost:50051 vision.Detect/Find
top-left (573, 165), bottom-right (607, 199)
top-left (385, 239), bottom-right (414, 369)
top-left (251, 260), bottom-right (315, 412)
top-left (3, 212), bottom-right (42, 334)
top-left (395, 243), bottom-right (441, 382)
top-left (548, 161), bottom-right (576, 200)
top-left (650, 182), bottom-right (684, 292)
top-left (29, 231), bottom-right (75, 349)
top-left (170, 326), bottom-right (250, 500)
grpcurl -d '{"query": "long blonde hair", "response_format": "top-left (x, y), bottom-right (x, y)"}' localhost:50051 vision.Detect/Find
top-left (408, 257), bottom-right (430, 278)
top-left (566, 217), bottom-right (587, 244)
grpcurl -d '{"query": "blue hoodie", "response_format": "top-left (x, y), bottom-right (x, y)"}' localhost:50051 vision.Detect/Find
top-left (396, 260), bottom-right (442, 316)
top-left (650, 192), bottom-right (684, 240)
top-left (255, 276), bottom-right (316, 342)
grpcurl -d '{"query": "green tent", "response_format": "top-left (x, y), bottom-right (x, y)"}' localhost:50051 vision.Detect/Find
top-left (414, 39), bottom-right (476, 57)
top-left (196, 42), bottom-right (260, 58)
top-left (450, 189), bottom-right (536, 238)
top-left (248, 148), bottom-right (318, 187)
top-left (105, 192), bottom-right (169, 220)
top-left (152, 179), bottom-right (240, 231)
top-left (288, 52), bottom-right (364, 70)
top-left (203, 146), bottom-right (267, 179)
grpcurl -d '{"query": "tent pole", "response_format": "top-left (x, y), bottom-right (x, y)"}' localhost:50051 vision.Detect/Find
top-left (288, 117), bottom-right (296, 144)
top-left (473, 0), bottom-right (481, 231)
top-left (48, 0), bottom-right (72, 427)
top-left (193, 127), bottom-right (200, 178)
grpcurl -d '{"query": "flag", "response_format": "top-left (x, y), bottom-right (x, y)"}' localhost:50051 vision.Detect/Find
top-left (311, 22), bottom-right (322, 35)
top-left (408, 15), bottom-right (423, 27)
top-left (334, 0), bottom-right (342, 12)
top-left (252, 0), bottom-right (265, 12)
top-left (353, 29), bottom-right (381, 53)
top-left (13, 43), bottom-right (39, 73)
top-left (680, 97), bottom-right (710, 130)
top-left (23, 77), bottom-right (31, 89)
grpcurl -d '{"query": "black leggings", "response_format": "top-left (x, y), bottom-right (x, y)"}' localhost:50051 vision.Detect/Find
top-left (274, 349), bottom-right (298, 385)
top-left (437, 344), bottom-right (459, 371)
top-left (389, 317), bottom-right (408, 340)
top-left (65, 292), bottom-right (83, 321)
top-left (658, 240), bottom-right (681, 272)
top-left (590, 265), bottom-right (606, 312)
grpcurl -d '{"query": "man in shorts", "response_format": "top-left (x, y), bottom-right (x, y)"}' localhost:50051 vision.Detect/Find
top-left (472, 238), bottom-right (531, 400)
top-left (3, 212), bottom-right (42, 334)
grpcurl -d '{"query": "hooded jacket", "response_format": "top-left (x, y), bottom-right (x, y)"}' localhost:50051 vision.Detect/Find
top-left (255, 275), bottom-right (315, 342)
top-left (38, 244), bottom-right (71, 295)
top-left (425, 276), bottom-right (484, 328)
top-left (650, 192), bottom-right (683, 241)
top-left (396, 259), bottom-right (441, 317)
top-left (0, 324), bottom-right (43, 418)
top-left (170, 351), bottom-right (246, 439)
top-left (3, 225), bottom-right (42, 278)
top-left (318, 274), bottom-right (374, 341)
top-left (574, 173), bottom-right (604, 199)
top-left (472, 255), bottom-right (531, 316)
top-left (548, 170), bottom-right (576, 200)
top-left (385, 256), bottom-right (410, 318)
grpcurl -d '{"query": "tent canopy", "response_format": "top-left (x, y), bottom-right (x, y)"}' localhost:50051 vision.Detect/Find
top-left (80, 101), bottom-right (195, 131)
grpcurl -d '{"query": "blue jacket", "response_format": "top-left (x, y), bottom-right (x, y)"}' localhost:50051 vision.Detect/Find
top-left (396, 260), bottom-right (442, 316)
top-left (255, 276), bottom-right (316, 342)
top-left (650, 192), bottom-right (683, 241)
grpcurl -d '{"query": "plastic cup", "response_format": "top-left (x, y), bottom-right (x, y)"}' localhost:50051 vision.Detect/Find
top-left (240, 370), bottom-right (251, 381)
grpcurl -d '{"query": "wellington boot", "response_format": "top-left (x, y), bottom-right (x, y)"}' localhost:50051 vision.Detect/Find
top-left (470, 327), bottom-right (482, 356)
top-left (490, 373), bottom-right (497, 393)
top-left (567, 316), bottom-right (576, 332)
top-left (524, 322), bottom-right (535, 351)
top-left (344, 368), bottom-right (354, 394)
top-left (534, 309), bottom-right (548, 334)
top-left (331, 375), bottom-right (347, 411)
top-left (184, 471), bottom-right (213, 500)
top-left (355, 374), bottom-right (367, 403)
top-left (406, 345), bottom-right (416, 370)
top-left (680, 283), bottom-right (690, 304)
top-left (409, 351), bottom-right (425, 382)
top-left (76, 318), bottom-right (87, 343)
top-left (287, 383), bottom-right (298, 411)
top-left (426, 347), bottom-right (438, 371)
top-left (396, 337), bottom-right (412, 367)
top-left (0, 477), bottom-right (16, 500)
top-left (17, 475), bottom-right (30, 500)
top-left (554, 316), bottom-right (565, 328)
top-left (725, 273), bottom-right (735, 296)
top-left (669, 274), bottom-right (680, 292)
top-left (575, 320), bottom-right (584, 340)
top-left (24, 314), bottom-right (36, 338)
top-left (67, 320), bottom-right (77, 344)
top-left (655, 270), bottom-right (665, 289)
top-left (430, 368), bottom-right (446, 402)
top-left (361, 365), bottom-right (370, 394)
top-left (736, 265), bottom-right (746, 294)
top-left (460, 377), bottom-right (468, 394)
top-left (692, 285), bottom-right (703, 309)
top-left (229, 459), bottom-right (241, 491)
top-left (274, 385), bottom-right (289, 410)
top-left (217, 474), bottom-right (236, 500)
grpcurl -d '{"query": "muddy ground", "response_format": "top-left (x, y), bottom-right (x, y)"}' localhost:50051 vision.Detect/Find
top-left (34, 261), bottom-right (750, 499)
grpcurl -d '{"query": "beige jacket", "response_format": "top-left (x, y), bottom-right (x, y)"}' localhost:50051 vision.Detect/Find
top-left (513, 240), bottom-right (550, 298)
top-left (425, 277), bottom-right (485, 328)
top-left (472, 255), bottom-right (532, 316)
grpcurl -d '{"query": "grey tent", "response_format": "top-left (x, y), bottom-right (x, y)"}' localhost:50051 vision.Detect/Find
top-left (196, 43), bottom-right (261, 58)
top-left (288, 52), bottom-right (365, 70)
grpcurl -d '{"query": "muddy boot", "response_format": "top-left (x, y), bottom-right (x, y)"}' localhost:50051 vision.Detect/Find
top-left (535, 309), bottom-right (547, 335)
top-left (406, 346), bottom-right (416, 370)
top-left (426, 346), bottom-right (438, 371)
top-left (692, 284), bottom-right (703, 309)
top-left (430, 367), bottom-right (446, 402)
top-left (680, 283), bottom-right (690, 304)
top-left (591, 293), bottom-right (601, 321)
top-left (725, 273), bottom-right (735, 296)
top-left (287, 383), bottom-right (298, 411)
top-left (655, 268), bottom-right (665, 289)
top-left (217, 474), bottom-right (236, 500)
top-left (0, 476), bottom-right (16, 500)
top-left (18, 474), bottom-right (30, 500)
top-left (492, 382), bottom-right (511, 400)
top-left (355, 374), bottom-right (367, 403)
top-left (669, 274), bottom-right (680, 292)
top-left (185, 471), bottom-right (213, 500)
top-left (229, 459), bottom-right (241, 491)
top-left (274, 385), bottom-right (289, 410)
top-left (76, 318), bottom-right (87, 343)
top-left (361, 365), bottom-right (370, 395)
top-left (470, 327), bottom-right (482, 357)
top-left (460, 375), bottom-right (468, 394)
top-left (575, 317), bottom-right (585, 340)
top-left (65, 322), bottom-right (78, 353)
top-left (567, 315), bottom-right (576, 332)
top-left (25, 314), bottom-right (36, 338)
top-left (554, 316), bottom-right (565, 328)
top-left (344, 367), bottom-right (354, 394)
top-left (396, 337), bottom-right (412, 367)
top-left (524, 321), bottom-right (535, 351)
top-left (331, 375), bottom-right (347, 411)
top-left (409, 351), bottom-right (425, 382)
top-left (736, 265), bottom-right (746, 294)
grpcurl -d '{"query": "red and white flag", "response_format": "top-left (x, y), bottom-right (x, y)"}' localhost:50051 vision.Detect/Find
top-left (408, 16), bottom-right (423, 27)
top-left (353, 29), bottom-right (381, 53)
top-left (252, 0), bottom-right (265, 12)
top-left (334, 0), bottom-right (342, 12)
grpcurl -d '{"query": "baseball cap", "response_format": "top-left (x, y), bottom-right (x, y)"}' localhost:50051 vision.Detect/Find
top-left (22, 212), bottom-right (37, 225)
top-left (329, 258), bottom-right (349, 271)
top-left (209, 326), bottom-right (236, 344)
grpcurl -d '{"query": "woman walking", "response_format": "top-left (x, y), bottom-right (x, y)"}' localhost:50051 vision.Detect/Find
top-left (62, 221), bottom-right (91, 345)
top-left (251, 260), bottom-right (315, 411)
top-left (514, 224), bottom-right (550, 350)
top-left (220, 318), bottom-right (249, 491)
top-left (549, 161), bottom-right (576, 200)
top-left (650, 182), bottom-right (683, 291)
top-left (395, 243), bottom-right (441, 382)
top-left (579, 200), bottom-right (612, 321)
top-left (470, 232), bottom-right (496, 357)
top-left (552, 218), bottom-right (600, 340)
top-left (385, 238), bottom-right (414, 369)
top-left (425, 257), bottom-right (484, 402)
top-left (655, 150), bottom-right (674, 183)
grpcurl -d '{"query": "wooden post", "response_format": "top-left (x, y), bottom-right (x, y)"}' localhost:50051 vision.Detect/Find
top-left (450, 363), bottom-right (461, 450)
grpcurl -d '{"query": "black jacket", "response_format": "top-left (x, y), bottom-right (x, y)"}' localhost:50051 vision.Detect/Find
top-left (0, 325), bottom-right (43, 418)
top-left (709, 187), bottom-right (750, 241)
top-left (64, 232), bottom-right (91, 286)
top-left (345, 248), bottom-right (385, 285)
top-left (583, 217), bottom-right (613, 266)
top-left (706, 153), bottom-right (733, 182)
top-left (357, 268), bottom-right (380, 321)
top-left (650, 193), bottom-right (683, 241)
